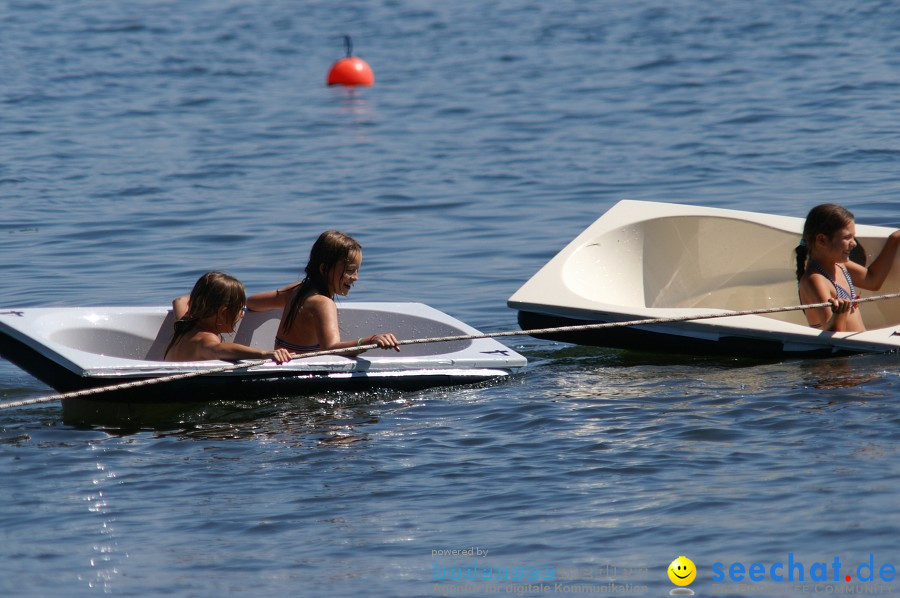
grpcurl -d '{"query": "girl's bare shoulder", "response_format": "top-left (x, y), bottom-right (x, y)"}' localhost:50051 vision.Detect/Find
top-left (801, 271), bottom-right (835, 299)
top-left (301, 293), bottom-right (336, 311)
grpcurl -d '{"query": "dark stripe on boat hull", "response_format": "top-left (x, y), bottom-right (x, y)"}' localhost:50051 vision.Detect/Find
top-left (517, 310), bottom-right (845, 359)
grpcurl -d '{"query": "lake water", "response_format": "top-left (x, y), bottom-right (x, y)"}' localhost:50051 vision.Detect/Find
top-left (2, 1), bottom-right (900, 596)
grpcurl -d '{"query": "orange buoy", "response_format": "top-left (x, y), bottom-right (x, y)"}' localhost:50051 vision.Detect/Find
top-left (327, 35), bottom-right (374, 86)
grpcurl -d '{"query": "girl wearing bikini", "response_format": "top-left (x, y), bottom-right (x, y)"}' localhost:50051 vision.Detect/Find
top-left (795, 204), bottom-right (900, 332)
top-left (165, 271), bottom-right (293, 363)
top-left (247, 230), bottom-right (400, 355)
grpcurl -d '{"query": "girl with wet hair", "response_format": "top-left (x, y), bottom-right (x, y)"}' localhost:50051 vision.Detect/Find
top-left (247, 231), bottom-right (400, 354)
top-left (165, 271), bottom-right (292, 363)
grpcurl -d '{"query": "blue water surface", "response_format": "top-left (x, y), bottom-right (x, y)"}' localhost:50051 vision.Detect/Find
top-left (2, 1), bottom-right (900, 596)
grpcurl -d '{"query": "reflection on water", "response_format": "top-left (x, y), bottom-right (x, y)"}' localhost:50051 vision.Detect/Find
top-left (335, 88), bottom-right (374, 119)
top-left (531, 344), bottom-right (897, 400)
top-left (71, 389), bottom-right (421, 445)
top-left (798, 357), bottom-right (884, 390)
top-left (529, 344), bottom-right (779, 401)
top-left (533, 343), bottom-right (775, 369)
top-left (81, 456), bottom-right (121, 593)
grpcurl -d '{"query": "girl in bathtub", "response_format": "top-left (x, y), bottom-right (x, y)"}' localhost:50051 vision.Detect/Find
top-left (247, 230), bottom-right (400, 355)
top-left (795, 204), bottom-right (900, 332)
top-left (165, 271), bottom-right (292, 363)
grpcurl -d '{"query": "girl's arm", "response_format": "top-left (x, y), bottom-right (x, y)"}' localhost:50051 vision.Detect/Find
top-left (850, 230), bottom-right (900, 290)
top-left (307, 295), bottom-right (356, 351)
top-left (800, 277), bottom-right (854, 332)
top-left (247, 283), bottom-right (300, 311)
top-left (172, 295), bottom-right (190, 320)
top-left (306, 295), bottom-right (400, 353)
top-left (194, 333), bottom-right (292, 363)
top-left (358, 333), bottom-right (401, 352)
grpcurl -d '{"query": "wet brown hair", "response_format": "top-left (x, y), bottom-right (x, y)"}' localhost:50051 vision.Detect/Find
top-left (283, 231), bottom-right (361, 330)
top-left (165, 271), bottom-right (246, 357)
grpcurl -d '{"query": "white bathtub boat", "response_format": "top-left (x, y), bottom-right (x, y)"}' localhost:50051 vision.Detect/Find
top-left (0, 303), bottom-right (526, 419)
top-left (508, 200), bottom-right (900, 358)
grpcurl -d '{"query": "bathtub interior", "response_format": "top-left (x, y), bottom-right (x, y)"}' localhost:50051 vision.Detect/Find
top-left (43, 306), bottom-right (474, 361)
top-left (561, 215), bottom-right (900, 329)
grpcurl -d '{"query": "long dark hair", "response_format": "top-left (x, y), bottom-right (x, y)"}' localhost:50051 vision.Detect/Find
top-left (283, 231), bottom-right (362, 330)
top-left (794, 204), bottom-right (854, 281)
top-left (165, 271), bottom-right (246, 358)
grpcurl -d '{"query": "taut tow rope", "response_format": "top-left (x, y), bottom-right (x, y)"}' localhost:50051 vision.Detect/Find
top-left (2, 292), bottom-right (899, 410)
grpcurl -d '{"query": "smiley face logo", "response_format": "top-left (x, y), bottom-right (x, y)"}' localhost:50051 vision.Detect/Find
top-left (668, 556), bottom-right (696, 586)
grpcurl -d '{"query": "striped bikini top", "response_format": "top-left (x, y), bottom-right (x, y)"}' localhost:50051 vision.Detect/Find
top-left (275, 336), bottom-right (320, 352)
top-left (810, 260), bottom-right (856, 300)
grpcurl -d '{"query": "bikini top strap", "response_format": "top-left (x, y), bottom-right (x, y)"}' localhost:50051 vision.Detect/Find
top-left (839, 264), bottom-right (856, 299)
top-left (810, 260), bottom-right (855, 300)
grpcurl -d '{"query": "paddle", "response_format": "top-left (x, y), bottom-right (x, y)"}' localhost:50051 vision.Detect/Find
top-left (2, 292), bottom-right (900, 410)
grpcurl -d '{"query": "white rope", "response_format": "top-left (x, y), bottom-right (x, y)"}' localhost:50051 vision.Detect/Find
top-left (2, 292), bottom-right (899, 410)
